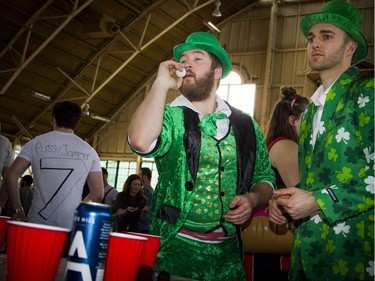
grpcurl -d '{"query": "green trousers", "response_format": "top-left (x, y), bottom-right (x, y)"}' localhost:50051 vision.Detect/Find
top-left (154, 234), bottom-right (246, 281)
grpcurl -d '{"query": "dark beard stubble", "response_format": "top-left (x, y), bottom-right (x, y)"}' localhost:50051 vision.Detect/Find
top-left (181, 69), bottom-right (216, 102)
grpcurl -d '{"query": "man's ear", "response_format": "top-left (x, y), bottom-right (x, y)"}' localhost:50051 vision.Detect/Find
top-left (51, 117), bottom-right (57, 128)
top-left (346, 40), bottom-right (358, 58)
top-left (214, 67), bottom-right (222, 80)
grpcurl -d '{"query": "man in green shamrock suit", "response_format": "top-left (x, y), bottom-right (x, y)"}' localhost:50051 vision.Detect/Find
top-left (269, 1), bottom-right (374, 280)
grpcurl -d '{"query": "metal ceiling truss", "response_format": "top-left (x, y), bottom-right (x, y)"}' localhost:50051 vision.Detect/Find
top-left (58, 0), bottom-right (216, 113)
top-left (0, 0), bottom-right (94, 95)
top-left (1, 0), bottom-right (94, 141)
top-left (2, 0), bottom-right (216, 141)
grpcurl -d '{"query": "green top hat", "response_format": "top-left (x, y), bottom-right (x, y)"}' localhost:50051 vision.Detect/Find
top-left (173, 32), bottom-right (232, 78)
top-left (300, 0), bottom-right (368, 62)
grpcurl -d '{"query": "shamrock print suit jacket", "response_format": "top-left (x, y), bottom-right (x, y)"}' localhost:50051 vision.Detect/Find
top-left (290, 67), bottom-right (374, 281)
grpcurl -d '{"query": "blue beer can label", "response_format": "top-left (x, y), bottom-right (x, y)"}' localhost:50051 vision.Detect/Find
top-left (65, 202), bottom-right (112, 281)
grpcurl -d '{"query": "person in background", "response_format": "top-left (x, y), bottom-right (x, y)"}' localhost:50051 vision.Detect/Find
top-left (0, 128), bottom-right (14, 214)
top-left (265, 87), bottom-right (310, 188)
top-left (128, 31), bottom-right (274, 280)
top-left (4, 100), bottom-right (104, 228)
top-left (19, 174), bottom-right (33, 216)
top-left (138, 167), bottom-right (153, 233)
top-left (81, 180), bottom-right (90, 200)
top-left (101, 167), bottom-right (118, 213)
top-left (115, 174), bottom-right (148, 232)
top-left (250, 87), bottom-right (309, 281)
top-left (269, 1), bottom-right (374, 280)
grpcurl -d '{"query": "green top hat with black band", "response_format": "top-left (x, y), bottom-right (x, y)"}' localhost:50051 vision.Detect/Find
top-left (173, 32), bottom-right (232, 78)
top-left (300, 0), bottom-right (368, 62)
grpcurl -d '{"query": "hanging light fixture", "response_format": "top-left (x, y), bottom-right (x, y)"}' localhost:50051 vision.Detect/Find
top-left (83, 103), bottom-right (111, 122)
top-left (90, 113), bottom-right (111, 123)
top-left (203, 20), bottom-right (221, 33)
top-left (31, 91), bottom-right (51, 101)
top-left (212, 0), bottom-right (222, 17)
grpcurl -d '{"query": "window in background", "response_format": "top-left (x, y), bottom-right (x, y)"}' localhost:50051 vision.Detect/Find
top-left (102, 160), bottom-right (119, 189)
top-left (101, 160), bottom-right (137, 191)
top-left (139, 159), bottom-right (159, 188)
top-left (117, 161), bottom-right (137, 190)
top-left (100, 160), bottom-right (158, 191)
top-left (14, 144), bottom-right (32, 177)
top-left (14, 145), bottom-right (21, 156)
top-left (217, 71), bottom-right (255, 116)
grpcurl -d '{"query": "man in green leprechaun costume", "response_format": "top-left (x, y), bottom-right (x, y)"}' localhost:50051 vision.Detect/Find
top-left (268, 1), bottom-right (374, 280)
top-left (128, 32), bottom-right (275, 280)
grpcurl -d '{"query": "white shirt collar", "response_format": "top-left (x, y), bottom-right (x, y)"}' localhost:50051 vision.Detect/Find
top-left (310, 78), bottom-right (339, 109)
top-left (310, 85), bottom-right (326, 108)
top-left (170, 94), bottom-right (232, 119)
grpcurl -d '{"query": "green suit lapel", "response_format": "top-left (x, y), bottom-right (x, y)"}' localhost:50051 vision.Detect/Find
top-left (299, 103), bottom-right (315, 176)
top-left (314, 68), bottom-right (358, 152)
top-left (299, 67), bottom-right (359, 187)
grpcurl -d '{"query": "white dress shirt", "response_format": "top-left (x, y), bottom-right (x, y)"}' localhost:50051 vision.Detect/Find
top-left (309, 79), bottom-right (337, 147)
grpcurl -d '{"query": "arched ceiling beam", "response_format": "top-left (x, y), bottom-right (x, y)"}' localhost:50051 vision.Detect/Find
top-left (17, 0), bottom-right (171, 133)
top-left (11, 115), bottom-right (33, 140)
top-left (8, 0), bottom-right (216, 140)
top-left (0, 0), bottom-right (94, 95)
top-left (0, 0), bottom-right (55, 60)
top-left (81, 0), bottom-right (215, 106)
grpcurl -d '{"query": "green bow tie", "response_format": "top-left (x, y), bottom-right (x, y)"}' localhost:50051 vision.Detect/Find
top-left (198, 112), bottom-right (227, 136)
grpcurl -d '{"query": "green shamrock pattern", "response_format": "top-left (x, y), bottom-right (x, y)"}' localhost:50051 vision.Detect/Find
top-left (290, 67), bottom-right (374, 281)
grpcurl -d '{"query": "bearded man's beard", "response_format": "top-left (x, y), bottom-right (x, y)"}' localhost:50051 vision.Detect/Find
top-left (181, 69), bottom-right (215, 102)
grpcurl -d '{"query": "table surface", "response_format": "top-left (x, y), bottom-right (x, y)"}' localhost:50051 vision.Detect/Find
top-left (0, 253), bottom-right (197, 281)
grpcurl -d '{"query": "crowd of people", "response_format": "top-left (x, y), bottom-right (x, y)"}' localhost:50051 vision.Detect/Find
top-left (0, 1), bottom-right (373, 280)
top-left (0, 100), bottom-right (154, 233)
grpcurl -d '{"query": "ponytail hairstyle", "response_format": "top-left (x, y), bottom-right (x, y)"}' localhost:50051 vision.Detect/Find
top-left (265, 87), bottom-right (310, 145)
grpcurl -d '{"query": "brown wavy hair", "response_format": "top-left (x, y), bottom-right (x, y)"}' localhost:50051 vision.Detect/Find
top-left (122, 174), bottom-right (147, 206)
top-left (265, 87), bottom-right (310, 145)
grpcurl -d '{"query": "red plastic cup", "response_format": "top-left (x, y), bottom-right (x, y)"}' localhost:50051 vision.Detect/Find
top-left (6, 221), bottom-right (70, 281)
top-left (127, 232), bottom-right (161, 268)
top-left (104, 232), bottom-right (147, 281)
top-left (0, 216), bottom-right (10, 249)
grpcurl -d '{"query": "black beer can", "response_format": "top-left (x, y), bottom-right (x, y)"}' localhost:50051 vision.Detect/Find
top-left (65, 202), bottom-right (112, 281)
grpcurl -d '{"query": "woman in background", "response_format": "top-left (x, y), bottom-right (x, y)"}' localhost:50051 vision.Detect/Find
top-left (251, 87), bottom-right (309, 281)
top-left (115, 174), bottom-right (148, 232)
top-left (266, 87), bottom-right (310, 187)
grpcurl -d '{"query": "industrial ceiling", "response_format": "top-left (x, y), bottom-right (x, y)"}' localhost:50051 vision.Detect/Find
top-left (1, 0), bottom-right (372, 148)
top-left (0, 0), bottom-right (263, 145)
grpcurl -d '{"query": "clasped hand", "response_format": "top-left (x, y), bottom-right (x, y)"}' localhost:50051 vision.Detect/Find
top-left (126, 207), bottom-right (139, 213)
top-left (268, 187), bottom-right (320, 224)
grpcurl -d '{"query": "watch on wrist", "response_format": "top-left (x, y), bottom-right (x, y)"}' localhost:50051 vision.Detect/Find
top-left (13, 207), bottom-right (24, 214)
